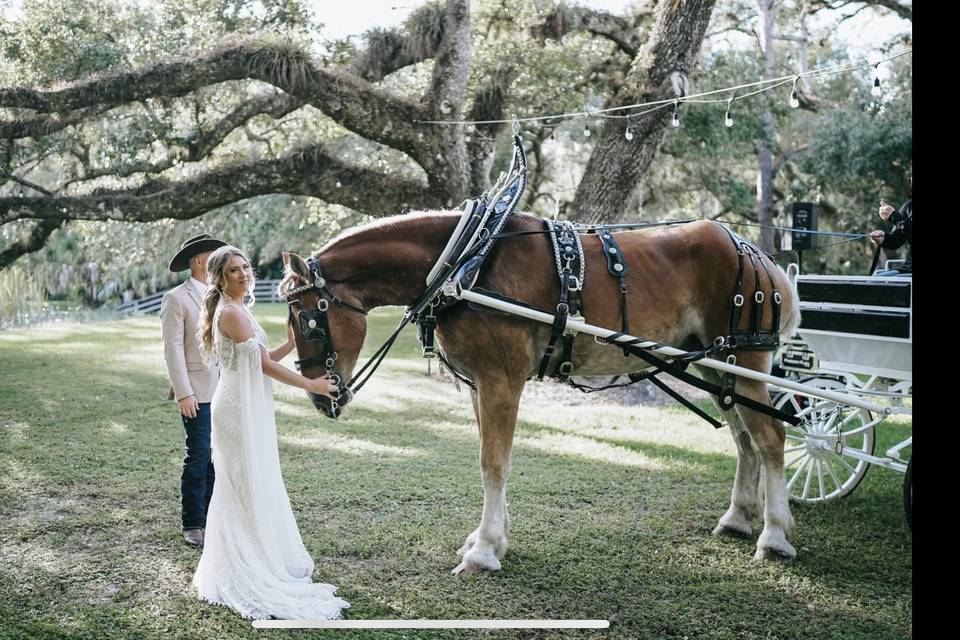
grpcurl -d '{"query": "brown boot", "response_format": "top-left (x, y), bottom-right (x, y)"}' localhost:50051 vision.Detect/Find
top-left (183, 528), bottom-right (204, 548)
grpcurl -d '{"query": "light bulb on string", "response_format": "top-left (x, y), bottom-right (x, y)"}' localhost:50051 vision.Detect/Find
top-left (671, 99), bottom-right (680, 128)
top-left (789, 76), bottom-right (800, 108)
top-left (871, 65), bottom-right (882, 97)
top-left (625, 126), bottom-right (634, 141)
top-left (724, 96), bottom-right (734, 127)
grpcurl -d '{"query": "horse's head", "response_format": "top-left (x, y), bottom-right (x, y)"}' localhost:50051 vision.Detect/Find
top-left (280, 251), bottom-right (368, 419)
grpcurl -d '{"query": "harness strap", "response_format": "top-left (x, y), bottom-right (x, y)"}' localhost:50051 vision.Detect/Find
top-left (646, 375), bottom-right (723, 429)
top-left (598, 331), bottom-right (801, 427)
top-left (748, 244), bottom-right (782, 336)
top-left (539, 220), bottom-right (585, 381)
top-left (721, 226), bottom-right (746, 335)
top-left (436, 350), bottom-right (478, 390)
top-left (745, 248), bottom-right (762, 333)
top-left (597, 229), bottom-right (630, 356)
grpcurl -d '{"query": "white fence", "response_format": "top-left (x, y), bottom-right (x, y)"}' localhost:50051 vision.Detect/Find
top-left (115, 279), bottom-right (284, 315)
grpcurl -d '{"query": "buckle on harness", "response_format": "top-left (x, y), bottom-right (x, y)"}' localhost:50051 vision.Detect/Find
top-left (733, 294), bottom-right (744, 307)
top-left (567, 275), bottom-right (581, 292)
top-left (559, 361), bottom-right (574, 376)
top-left (564, 313), bottom-right (583, 337)
top-left (773, 292), bottom-right (782, 304)
top-left (754, 291), bottom-right (765, 303)
top-left (719, 373), bottom-right (737, 411)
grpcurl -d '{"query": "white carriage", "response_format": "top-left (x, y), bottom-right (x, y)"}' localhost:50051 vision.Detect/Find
top-left (773, 274), bottom-right (912, 526)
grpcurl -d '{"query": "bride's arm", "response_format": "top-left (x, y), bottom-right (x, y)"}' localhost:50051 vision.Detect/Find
top-left (219, 307), bottom-right (338, 399)
top-left (267, 319), bottom-right (296, 362)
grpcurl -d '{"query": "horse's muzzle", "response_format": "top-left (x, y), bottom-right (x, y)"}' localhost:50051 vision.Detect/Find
top-left (310, 384), bottom-right (353, 419)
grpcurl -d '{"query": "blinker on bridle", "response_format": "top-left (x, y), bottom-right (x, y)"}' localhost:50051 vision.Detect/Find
top-left (283, 256), bottom-right (367, 415)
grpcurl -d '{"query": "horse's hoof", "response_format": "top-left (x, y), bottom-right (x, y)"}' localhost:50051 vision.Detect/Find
top-left (452, 551), bottom-right (502, 575)
top-left (712, 523), bottom-right (753, 539)
top-left (755, 529), bottom-right (797, 562)
top-left (456, 531), bottom-right (479, 558)
top-left (754, 541), bottom-right (797, 562)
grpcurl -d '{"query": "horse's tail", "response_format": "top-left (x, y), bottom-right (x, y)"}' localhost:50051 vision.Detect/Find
top-left (778, 262), bottom-right (802, 338)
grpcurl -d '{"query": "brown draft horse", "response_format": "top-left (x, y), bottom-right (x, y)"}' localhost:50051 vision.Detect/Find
top-left (281, 210), bottom-right (802, 573)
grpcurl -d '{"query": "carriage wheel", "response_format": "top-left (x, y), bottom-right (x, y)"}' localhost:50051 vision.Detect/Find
top-left (772, 376), bottom-right (876, 504)
top-left (903, 456), bottom-right (912, 530)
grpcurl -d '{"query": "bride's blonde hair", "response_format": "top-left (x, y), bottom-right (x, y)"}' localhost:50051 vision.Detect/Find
top-left (198, 245), bottom-right (256, 356)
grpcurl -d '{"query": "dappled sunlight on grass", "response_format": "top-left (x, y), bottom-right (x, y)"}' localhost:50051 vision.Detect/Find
top-left (0, 308), bottom-right (912, 638)
top-left (112, 343), bottom-right (164, 366)
top-left (0, 459), bottom-right (45, 494)
top-left (24, 340), bottom-right (103, 352)
top-left (2, 420), bottom-right (31, 444)
top-left (409, 419), bottom-right (475, 438)
top-left (106, 421), bottom-right (129, 435)
top-left (280, 432), bottom-right (427, 458)
top-left (515, 431), bottom-right (694, 470)
top-left (274, 398), bottom-right (318, 419)
top-left (517, 404), bottom-right (736, 457)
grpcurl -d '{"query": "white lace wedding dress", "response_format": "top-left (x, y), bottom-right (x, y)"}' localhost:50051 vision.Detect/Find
top-left (192, 303), bottom-right (349, 620)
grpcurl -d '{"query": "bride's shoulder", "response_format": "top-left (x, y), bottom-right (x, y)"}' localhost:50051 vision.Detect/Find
top-left (217, 304), bottom-right (256, 343)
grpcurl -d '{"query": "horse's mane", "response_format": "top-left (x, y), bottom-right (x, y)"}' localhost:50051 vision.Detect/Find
top-left (311, 210), bottom-right (452, 258)
top-left (277, 210), bottom-right (452, 295)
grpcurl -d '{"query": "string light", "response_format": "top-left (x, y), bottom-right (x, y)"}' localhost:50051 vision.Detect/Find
top-left (871, 64), bottom-right (882, 97)
top-left (411, 50), bottom-right (910, 129)
top-left (625, 126), bottom-right (634, 140)
top-left (670, 99), bottom-right (680, 128)
top-left (583, 111), bottom-right (591, 137)
top-left (724, 96), bottom-right (734, 127)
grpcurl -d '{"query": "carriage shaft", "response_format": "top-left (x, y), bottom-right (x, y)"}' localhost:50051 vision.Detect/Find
top-left (457, 289), bottom-right (899, 416)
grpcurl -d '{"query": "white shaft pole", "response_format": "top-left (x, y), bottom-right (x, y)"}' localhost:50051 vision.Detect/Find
top-left (458, 289), bottom-right (897, 415)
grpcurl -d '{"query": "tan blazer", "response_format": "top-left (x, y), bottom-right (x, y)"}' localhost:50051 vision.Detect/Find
top-left (160, 279), bottom-right (219, 403)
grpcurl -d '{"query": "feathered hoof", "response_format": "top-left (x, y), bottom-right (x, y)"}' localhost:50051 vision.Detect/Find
top-left (754, 532), bottom-right (797, 562)
top-left (712, 522), bottom-right (753, 539)
top-left (451, 550), bottom-right (502, 575)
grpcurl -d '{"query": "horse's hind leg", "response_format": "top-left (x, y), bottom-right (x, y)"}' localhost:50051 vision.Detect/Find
top-left (696, 367), bottom-right (762, 538)
top-left (452, 376), bottom-right (523, 575)
top-left (732, 375), bottom-right (797, 561)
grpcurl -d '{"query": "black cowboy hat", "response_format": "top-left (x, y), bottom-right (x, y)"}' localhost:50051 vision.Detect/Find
top-left (168, 234), bottom-right (228, 272)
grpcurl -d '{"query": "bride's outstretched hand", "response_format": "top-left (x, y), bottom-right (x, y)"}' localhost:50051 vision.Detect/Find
top-left (286, 319), bottom-right (296, 345)
top-left (306, 373), bottom-right (340, 399)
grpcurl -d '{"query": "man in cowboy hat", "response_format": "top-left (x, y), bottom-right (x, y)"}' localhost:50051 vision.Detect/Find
top-left (160, 233), bottom-right (227, 547)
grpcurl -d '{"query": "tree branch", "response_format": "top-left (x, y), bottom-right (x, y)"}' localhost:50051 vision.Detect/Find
top-left (0, 40), bottom-right (430, 165)
top-left (530, 4), bottom-right (650, 58)
top-left (1, 143), bottom-right (440, 225)
top-left (805, 0), bottom-right (911, 22)
top-left (187, 90), bottom-right (304, 161)
top-left (0, 106), bottom-right (111, 139)
top-left (0, 218), bottom-right (64, 270)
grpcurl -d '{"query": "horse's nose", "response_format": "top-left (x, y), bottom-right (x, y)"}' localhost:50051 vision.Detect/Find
top-left (310, 392), bottom-right (340, 419)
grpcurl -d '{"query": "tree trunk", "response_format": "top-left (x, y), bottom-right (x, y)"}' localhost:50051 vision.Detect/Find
top-left (755, 0), bottom-right (777, 254)
top-left (572, 0), bottom-right (717, 224)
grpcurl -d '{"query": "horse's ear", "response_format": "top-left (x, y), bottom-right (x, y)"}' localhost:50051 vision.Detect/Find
top-left (283, 252), bottom-right (310, 279)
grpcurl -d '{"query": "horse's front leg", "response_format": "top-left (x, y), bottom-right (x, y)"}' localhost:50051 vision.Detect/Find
top-left (453, 379), bottom-right (523, 574)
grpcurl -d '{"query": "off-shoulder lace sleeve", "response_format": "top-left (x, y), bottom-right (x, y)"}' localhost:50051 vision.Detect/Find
top-left (218, 336), bottom-right (261, 371)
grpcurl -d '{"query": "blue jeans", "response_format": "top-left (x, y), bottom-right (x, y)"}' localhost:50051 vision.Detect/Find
top-left (181, 403), bottom-right (214, 530)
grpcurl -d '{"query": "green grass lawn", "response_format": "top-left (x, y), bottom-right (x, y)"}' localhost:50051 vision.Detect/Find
top-left (0, 304), bottom-right (912, 639)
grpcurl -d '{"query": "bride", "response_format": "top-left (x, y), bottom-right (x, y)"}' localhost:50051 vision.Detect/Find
top-left (192, 245), bottom-right (349, 620)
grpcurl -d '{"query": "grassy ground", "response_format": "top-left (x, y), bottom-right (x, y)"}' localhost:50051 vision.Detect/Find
top-left (0, 304), bottom-right (912, 639)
